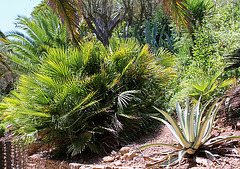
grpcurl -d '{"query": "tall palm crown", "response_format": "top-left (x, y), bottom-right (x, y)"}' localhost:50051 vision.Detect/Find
top-left (3, 7), bottom-right (70, 72)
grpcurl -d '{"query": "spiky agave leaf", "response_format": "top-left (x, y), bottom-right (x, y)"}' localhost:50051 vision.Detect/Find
top-left (203, 136), bottom-right (240, 147)
top-left (176, 101), bottom-right (185, 134)
top-left (152, 107), bottom-right (191, 148)
top-left (136, 143), bottom-right (183, 152)
top-left (136, 97), bottom-right (240, 167)
top-left (148, 154), bottom-right (179, 168)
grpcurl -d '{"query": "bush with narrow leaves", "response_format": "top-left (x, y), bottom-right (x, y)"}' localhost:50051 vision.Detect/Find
top-left (2, 38), bottom-right (176, 157)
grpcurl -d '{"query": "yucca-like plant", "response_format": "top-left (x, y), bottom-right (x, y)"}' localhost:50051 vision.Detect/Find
top-left (187, 0), bottom-right (214, 28)
top-left (137, 97), bottom-right (240, 167)
top-left (191, 72), bottom-right (236, 101)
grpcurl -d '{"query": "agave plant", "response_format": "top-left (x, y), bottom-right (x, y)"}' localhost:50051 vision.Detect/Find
top-left (134, 17), bottom-right (175, 52)
top-left (137, 97), bottom-right (240, 167)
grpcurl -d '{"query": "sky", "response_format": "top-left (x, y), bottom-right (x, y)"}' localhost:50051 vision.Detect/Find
top-left (0, 0), bottom-right (42, 34)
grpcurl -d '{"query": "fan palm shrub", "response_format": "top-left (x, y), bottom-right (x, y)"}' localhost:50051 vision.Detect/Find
top-left (137, 97), bottom-right (240, 167)
top-left (2, 38), bottom-right (176, 156)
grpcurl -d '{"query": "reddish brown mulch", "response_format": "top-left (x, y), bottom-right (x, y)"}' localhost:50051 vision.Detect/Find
top-left (27, 122), bottom-right (240, 168)
top-left (9, 85), bottom-right (240, 168)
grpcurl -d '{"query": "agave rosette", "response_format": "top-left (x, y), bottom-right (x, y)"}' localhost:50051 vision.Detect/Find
top-left (137, 98), bottom-right (240, 167)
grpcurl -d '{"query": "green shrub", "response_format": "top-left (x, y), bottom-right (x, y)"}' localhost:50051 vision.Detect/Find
top-left (170, 3), bottom-right (240, 108)
top-left (2, 38), bottom-right (176, 156)
top-left (0, 124), bottom-right (6, 138)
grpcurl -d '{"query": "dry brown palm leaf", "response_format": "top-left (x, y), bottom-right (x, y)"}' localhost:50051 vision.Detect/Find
top-left (161, 0), bottom-right (193, 33)
top-left (48, 0), bottom-right (82, 46)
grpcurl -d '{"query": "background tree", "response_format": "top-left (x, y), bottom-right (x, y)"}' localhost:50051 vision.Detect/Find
top-left (31, 0), bottom-right (49, 16)
top-left (0, 31), bottom-right (15, 95)
top-left (48, 0), bottom-right (192, 46)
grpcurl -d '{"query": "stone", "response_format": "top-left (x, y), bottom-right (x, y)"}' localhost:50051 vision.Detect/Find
top-left (69, 163), bottom-right (82, 169)
top-left (103, 156), bottom-right (115, 162)
top-left (122, 152), bottom-right (136, 161)
top-left (115, 155), bottom-right (121, 159)
top-left (92, 165), bottom-right (105, 169)
top-left (237, 120), bottom-right (240, 129)
top-left (105, 167), bottom-right (112, 169)
top-left (111, 150), bottom-right (117, 155)
top-left (114, 160), bottom-right (122, 166)
top-left (119, 147), bottom-right (130, 155)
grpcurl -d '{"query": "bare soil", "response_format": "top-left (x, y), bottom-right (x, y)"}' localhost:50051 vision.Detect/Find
top-left (28, 119), bottom-right (240, 168)
top-left (14, 85), bottom-right (240, 168)
top-left (89, 123), bottom-right (240, 168)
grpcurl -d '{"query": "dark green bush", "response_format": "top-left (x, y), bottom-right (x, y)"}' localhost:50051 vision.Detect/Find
top-left (0, 124), bottom-right (6, 138)
top-left (2, 38), bottom-right (176, 156)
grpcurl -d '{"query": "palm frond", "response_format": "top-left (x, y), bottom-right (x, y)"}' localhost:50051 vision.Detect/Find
top-left (48, 0), bottom-right (81, 46)
top-left (118, 90), bottom-right (139, 110)
top-left (67, 131), bottom-right (92, 157)
top-left (161, 0), bottom-right (193, 33)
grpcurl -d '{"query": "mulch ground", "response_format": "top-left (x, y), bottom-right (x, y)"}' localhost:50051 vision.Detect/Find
top-left (6, 85), bottom-right (240, 168)
top-left (28, 120), bottom-right (240, 168)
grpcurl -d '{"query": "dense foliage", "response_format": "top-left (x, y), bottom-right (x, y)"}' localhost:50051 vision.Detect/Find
top-left (169, 0), bottom-right (240, 108)
top-left (0, 0), bottom-right (240, 161)
top-left (2, 37), bottom-right (176, 156)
